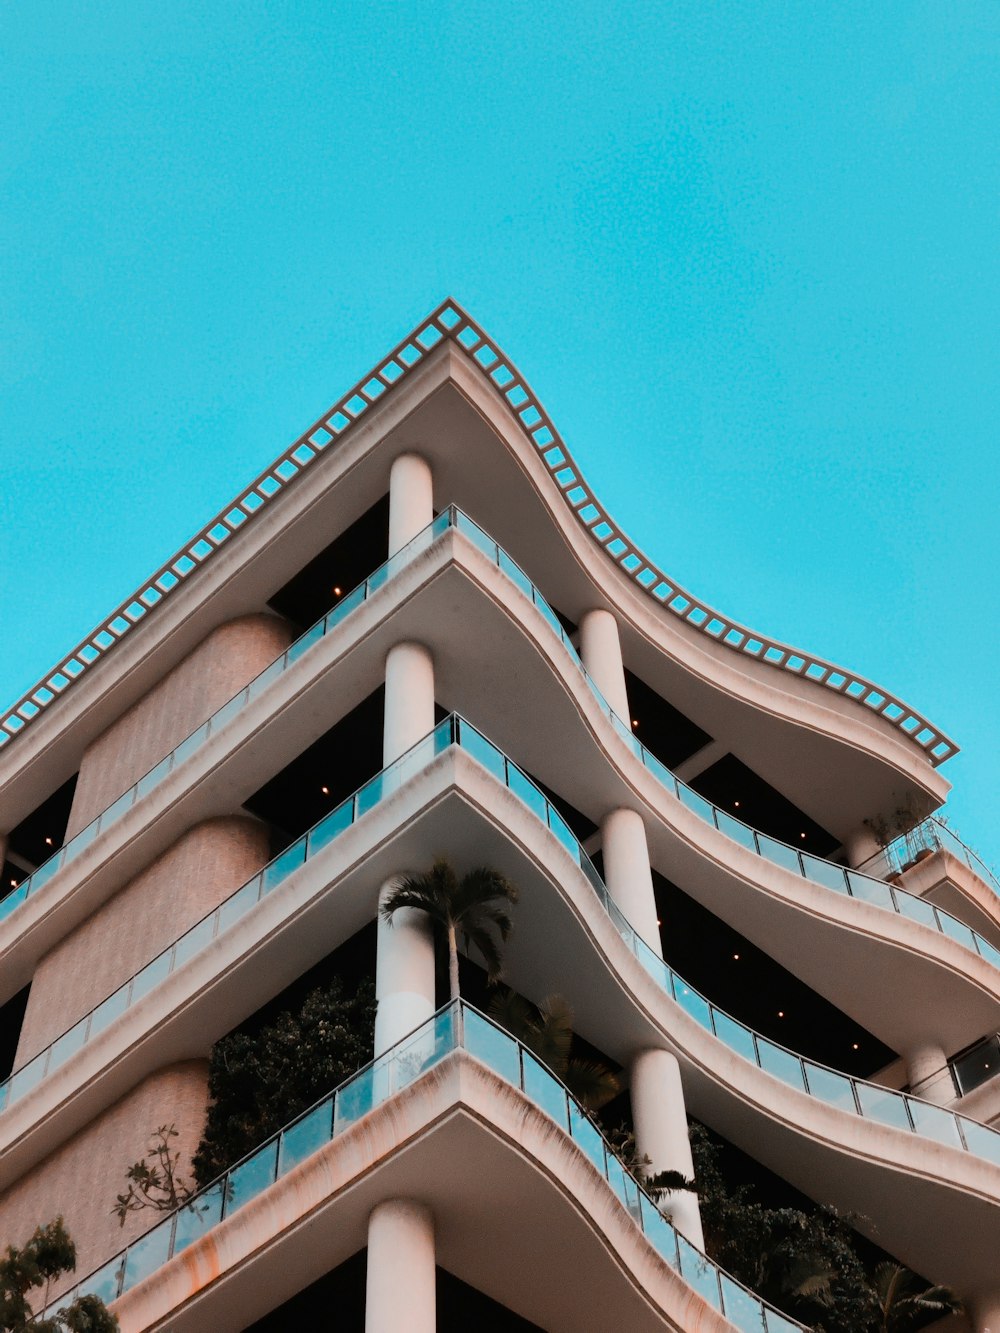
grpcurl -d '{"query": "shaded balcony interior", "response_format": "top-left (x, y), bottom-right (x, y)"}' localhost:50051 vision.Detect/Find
top-left (266, 494), bottom-right (389, 632)
top-left (0, 985), bottom-right (30, 1080)
top-left (241, 688), bottom-right (388, 852)
top-left (688, 753), bottom-right (840, 858)
top-left (2, 772), bottom-right (78, 899)
top-left (651, 870), bottom-right (896, 1079)
top-left (624, 667), bottom-right (712, 769)
top-left (247, 1248), bottom-right (543, 1331)
top-left (950, 1030), bottom-right (1000, 1099)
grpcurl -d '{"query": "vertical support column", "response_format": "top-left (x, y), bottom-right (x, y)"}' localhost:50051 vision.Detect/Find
top-left (904, 1040), bottom-right (955, 1106)
top-left (375, 876), bottom-right (436, 1056)
top-left (376, 639), bottom-right (438, 1057)
top-left (579, 608), bottom-right (631, 721)
top-left (842, 824), bottom-right (882, 871)
top-left (631, 1048), bottom-right (705, 1250)
top-left (972, 1292), bottom-right (1000, 1333)
top-left (601, 807), bottom-right (661, 954)
top-left (366, 1198), bottom-right (436, 1333)
top-left (389, 452), bottom-right (434, 557)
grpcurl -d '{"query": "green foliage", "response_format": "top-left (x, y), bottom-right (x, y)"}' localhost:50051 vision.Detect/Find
top-left (193, 975), bottom-right (376, 1186)
top-left (381, 859), bottom-right (518, 1001)
top-left (689, 1122), bottom-right (961, 1332)
top-left (0, 1218), bottom-right (118, 1332)
top-left (113, 1125), bottom-right (194, 1226)
top-left (488, 989), bottom-right (620, 1110)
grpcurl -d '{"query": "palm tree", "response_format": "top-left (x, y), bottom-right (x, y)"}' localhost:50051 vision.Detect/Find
top-left (380, 858), bottom-right (518, 1002)
top-left (488, 988), bottom-right (620, 1111)
top-left (872, 1262), bottom-right (963, 1333)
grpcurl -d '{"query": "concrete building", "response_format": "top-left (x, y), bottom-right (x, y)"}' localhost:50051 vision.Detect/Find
top-left (1, 300), bottom-right (998, 1331)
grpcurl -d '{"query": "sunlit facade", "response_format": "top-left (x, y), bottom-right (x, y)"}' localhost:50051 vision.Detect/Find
top-left (1, 302), bottom-right (997, 1331)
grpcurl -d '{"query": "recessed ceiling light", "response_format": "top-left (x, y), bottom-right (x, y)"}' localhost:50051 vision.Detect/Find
top-left (321, 786), bottom-right (330, 795)
top-left (44, 837), bottom-right (53, 845)
top-left (732, 952), bottom-right (740, 960)
top-left (9, 879), bottom-right (15, 887)
top-left (656, 918), bottom-right (662, 926)
top-left (852, 1043), bottom-right (860, 1050)
top-left (777, 1010), bottom-right (785, 1018)
top-left (734, 800), bottom-right (740, 807)
top-left (631, 719), bottom-right (639, 728)
top-left (333, 586), bottom-right (342, 596)
top-left (800, 832), bottom-right (806, 839)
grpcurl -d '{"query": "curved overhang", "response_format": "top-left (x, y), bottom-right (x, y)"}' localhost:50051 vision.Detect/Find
top-left (0, 302), bottom-right (953, 845)
top-left (4, 747), bottom-right (1000, 1308)
top-left (0, 531), bottom-right (992, 1058)
top-left (105, 1053), bottom-right (741, 1333)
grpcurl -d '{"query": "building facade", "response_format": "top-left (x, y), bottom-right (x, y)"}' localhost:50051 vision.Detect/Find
top-left (1, 301), bottom-right (998, 1331)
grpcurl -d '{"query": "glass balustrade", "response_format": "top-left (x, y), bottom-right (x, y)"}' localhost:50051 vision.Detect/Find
top-left (50, 1001), bottom-right (803, 1333)
top-left (4, 506), bottom-right (995, 992)
top-left (10, 712), bottom-right (1000, 1188)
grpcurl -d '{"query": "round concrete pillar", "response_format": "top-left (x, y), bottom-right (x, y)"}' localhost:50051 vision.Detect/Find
top-left (389, 453), bottom-right (434, 557)
top-left (365, 1198), bottom-right (435, 1333)
top-left (842, 824), bottom-right (882, 871)
top-left (383, 641), bottom-right (435, 766)
top-left (578, 608), bottom-right (631, 722)
top-left (601, 807), bottom-right (661, 954)
top-left (375, 876), bottom-right (437, 1057)
top-left (972, 1292), bottom-right (1000, 1332)
top-left (905, 1040), bottom-right (955, 1106)
top-left (631, 1048), bottom-right (704, 1250)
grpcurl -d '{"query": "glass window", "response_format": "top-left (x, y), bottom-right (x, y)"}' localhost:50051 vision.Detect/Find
top-left (855, 1083), bottom-right (912, 1131)
top-left (121, 1217), bottom-right (173, 1292)
top-left (952, 1036), bottom-right (1000, 1097)
top-left (173, 1184), bottom-right (224, 1254)
top-left (756, 836), bottom-right (802, 875)
top-left (279, 1099), bottom-right (333, 1176)
top-left (464, 1010), bottom-right (521, 1086)
top-left (523, 1053), bottom-right (569, 1129)
top-left (804, 1063), bottom-right (858, 1112)
top-left (755, 1040), bottom-right (806, 1091)
top-left (712, 1012), bottom-right (758, 1065)
top-left (225, 1140), bottom-right (279, 1217)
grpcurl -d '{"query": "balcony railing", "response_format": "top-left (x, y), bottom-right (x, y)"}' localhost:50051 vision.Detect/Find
top-left (8, 714), bottom-right (1000, 1184)
top-left (860, 817), bottom-right (1000, 904)
top-left (48, 1001), bottom-right (804, 1333)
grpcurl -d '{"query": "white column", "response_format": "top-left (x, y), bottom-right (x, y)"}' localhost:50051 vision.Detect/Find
top-left (601, 807), bottom-right (661, 954)
top-left (384, 641), bottom-right (435, 766)
top-left (389, 452), bottom-right (434, 557)
top-left (375, 876), bottom-right (436, 1056)
top-left (366, 1198), bottom-right (435, 1333)
top-left (631, 1048), bottom-right (704, 1249)
top-left (579, 608), bottom-right (631, 721)
top-left (904, 1040), bottom-right (955, 1106)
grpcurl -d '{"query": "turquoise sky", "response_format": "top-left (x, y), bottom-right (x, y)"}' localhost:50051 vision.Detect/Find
top-left (1, 3), bottom-right (997, 862)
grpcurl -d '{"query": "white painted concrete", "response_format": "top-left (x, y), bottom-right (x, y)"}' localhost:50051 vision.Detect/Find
top-left (631, 1047), bottom-right (705, 1250)
top-left (601, 807), bottom-right (661, 953)
top-left (579, 608), bottom-right (631, 722)
top-left (905, 1040), bottom-right (955, 1107)
top-left (843, 824), bottom-right (883, 869)
top-left (383, 641), bottom-right (435, 767)
top-left (389, 452), bottom-right (434, 557)
top-left (365, 1197), bottom-right (435, 1333)
top-left (375, 877), bottom-right (436, 1057)
top-left (973, 1293), bottom-right (1000, 1333)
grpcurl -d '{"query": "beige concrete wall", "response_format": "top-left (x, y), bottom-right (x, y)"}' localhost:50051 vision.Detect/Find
top-left (66, 613), bottom-right (292, 839)
top-left (0, 1061), bottom-right (209, 1304)
top-left (16, 816), bottom-right (271, 1064)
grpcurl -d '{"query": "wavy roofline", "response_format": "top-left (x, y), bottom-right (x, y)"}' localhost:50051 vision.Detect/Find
top-left (0, 299), bottom-right (958, 765)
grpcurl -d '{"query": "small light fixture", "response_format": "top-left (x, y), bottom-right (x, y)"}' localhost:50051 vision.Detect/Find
top-left (732, 952), bottom-right (740, 960)
top-left (656, 918), bottom-right (662, 926)
top-left (852, 1042), bottom-right (860, 1051)
top-left (44, 836), bottom-right (53, 846)
top-left (631, 719), bottom-right (639, 729)
top-left (734, 800), bottom-right (740, 808)
top-left (9, 879), bottom-right (15, 887)
top-left (777, 1010), bottom-right (785, 1018)
top-left (321, 786), bottom-right (330, 795)
top-left (333, 586), bottom-right (342, 596)
top-left (800, 832), bottom-right (806, 839)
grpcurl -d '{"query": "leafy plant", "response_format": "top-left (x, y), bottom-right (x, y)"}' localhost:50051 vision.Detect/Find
top-left (0, 1218), bottom-right (118, 1332)
top-left (872, 1262), bottom-right (963, 1333)
top-left (488, 989), bottom-right (620, 1110)
top-left (193, 975), bottom-right (376, 1186)
top-left (113, 1125), bottom-right (194, 1226)
top-left (381, 859), bottom-right (518, 1001)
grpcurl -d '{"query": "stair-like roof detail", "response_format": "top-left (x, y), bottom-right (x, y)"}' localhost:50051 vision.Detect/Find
top-left (0, 300), bottom-right (958, 764)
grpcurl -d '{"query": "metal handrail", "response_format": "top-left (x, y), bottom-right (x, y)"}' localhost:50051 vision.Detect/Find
top-left (0, 301), bottom-right (957, 765)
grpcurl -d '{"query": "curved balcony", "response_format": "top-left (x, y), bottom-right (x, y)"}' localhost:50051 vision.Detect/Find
top-left (50, 1002), bottom-right (802, 1333)
top-left (2, 513), bottom-right (995, 1057)
top-left (0, 303), bottom-right (955, 811)
top-left (4, 721), bottom-right (999, 1301)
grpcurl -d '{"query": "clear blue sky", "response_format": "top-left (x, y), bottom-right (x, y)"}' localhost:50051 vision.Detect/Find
top-left (1, 3), bottom-right (997, 862)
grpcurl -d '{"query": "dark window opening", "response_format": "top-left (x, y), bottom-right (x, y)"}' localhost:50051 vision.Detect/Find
top-left (623, 669), bottom-right (712, 770)
top-left (6, 773), bottom-right (78, 871)
top-left (242, 687), bottom-right (385, 851)
top-left (653, 870), bottom-right (895, 1079)
top-left (689, 753), bottom-right (839, 858)
top-left (951, 1032), bottom-right (1000, 1098)
top-left (245, 1248), bottom-right (543, 1331)
top-left (267, 495), bottom-right (389, 632)
top-left (0, 985), bottom-right (30, 1080)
